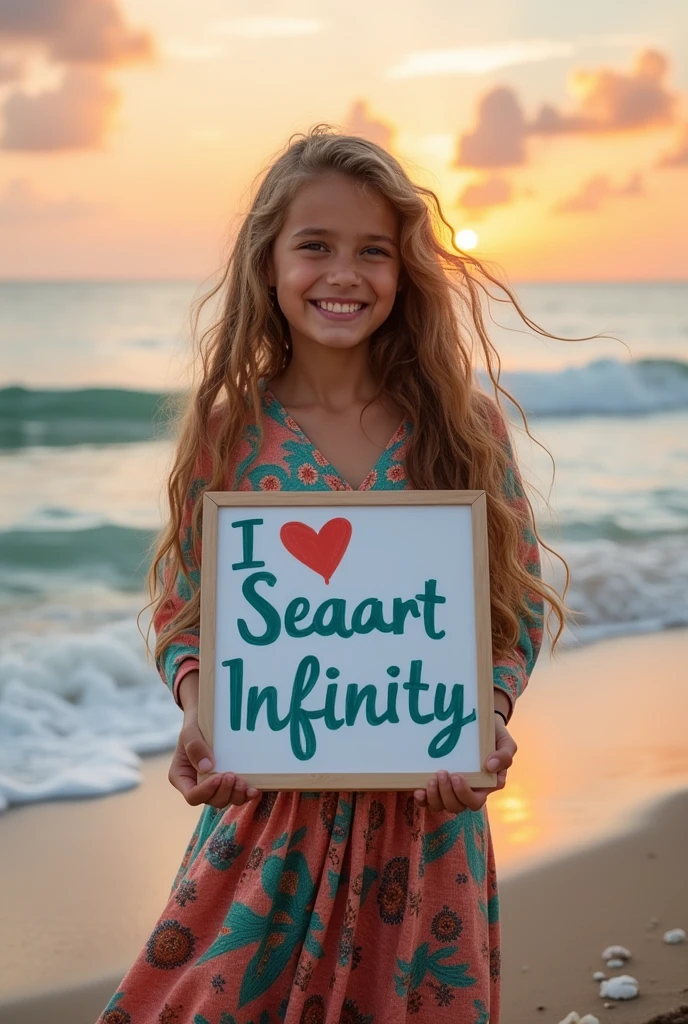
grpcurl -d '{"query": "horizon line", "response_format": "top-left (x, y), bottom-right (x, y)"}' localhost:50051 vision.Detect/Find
top-left (0, 277), bottom-right (686, 287)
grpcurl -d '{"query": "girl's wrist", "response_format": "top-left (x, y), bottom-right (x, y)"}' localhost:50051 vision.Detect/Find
top-left (178, 671), bottom-right (200, 713)
top-left (493, 687), bottom-right (511, 721)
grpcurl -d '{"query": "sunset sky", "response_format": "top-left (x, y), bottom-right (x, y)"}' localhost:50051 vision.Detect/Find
top-left (0, 0), bottom-right (686, 281)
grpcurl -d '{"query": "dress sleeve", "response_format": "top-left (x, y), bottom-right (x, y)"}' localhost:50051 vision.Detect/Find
top-left (490, 410), bottom-right (545, 722)
top-left (152, 475), bottom-right (206, 708)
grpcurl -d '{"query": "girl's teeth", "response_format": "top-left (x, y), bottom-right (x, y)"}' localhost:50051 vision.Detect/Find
top-left (316, 301), bottom-right (363, 313)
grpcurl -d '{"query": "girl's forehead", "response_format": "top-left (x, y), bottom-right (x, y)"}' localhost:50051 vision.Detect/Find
top-left (283, 174), bottom-right (398, 233)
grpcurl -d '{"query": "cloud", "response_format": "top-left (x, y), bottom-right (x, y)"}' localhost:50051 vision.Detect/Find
top-left (1, 67), bottom-right (118, 150)
top-left (387, 39), bottom-right (575, 79)
top-left (657, 123), bottom-right (688, 168)
top-left (530, 49), bottom-right (678, 134)
top-left (457, 176), bottom-right (513, 218)
top-left (161, 39), bottom-right (223, 62)
top-left (209, 18), bottom-right (323, 39)
top-left (0, 177), bottom-right (104, 223)
top-left (0, 0), bottom-right (153, 65)
top-left (554, 172), bottom-right (644, 213)
top-left (0, 0), bottom-right (152, 151)
top-left (455, 87), bottom-right (526, 169)
top-left (344, 100), bottom-right (396, 152)
top-left (454, 49), bottom-right (681, 172)
top-left (385, 35), bottom-right (650, 80)
top-left (0, 54), bottom-right (24, 82)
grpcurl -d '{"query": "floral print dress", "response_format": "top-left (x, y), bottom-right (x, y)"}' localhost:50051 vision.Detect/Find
top-left (99, 388), bottom-right (543, 1024)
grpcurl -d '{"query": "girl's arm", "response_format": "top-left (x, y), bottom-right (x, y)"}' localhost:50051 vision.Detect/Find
top-left (153, 477), bottom-right (205, 709)
top-left (491, 410), bottom-right (545, 722)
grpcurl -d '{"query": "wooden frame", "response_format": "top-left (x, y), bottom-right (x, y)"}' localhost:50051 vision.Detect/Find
top-left (198, 490), bottom-right (496, 790)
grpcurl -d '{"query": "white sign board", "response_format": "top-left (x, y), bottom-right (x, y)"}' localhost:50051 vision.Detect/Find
top-left (199, 492), bottom-right (496, 790)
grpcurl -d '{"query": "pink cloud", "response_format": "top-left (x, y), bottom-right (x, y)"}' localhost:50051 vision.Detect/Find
top-left (0, 0), bottom-right (152, 151)
top-left (657, 123), bottom-right (688, 168)
top-left (344, 100), bottom-right (396, 152)
top-left (454, 87), bottom-right (527, 169)
top-left (530, 49), bottom-right (678, 134)
top-left (554, 172), bottom-right (644, 213)
top-left (0, 0), bottom-right (153, 66)
top-left (0, 54), bottom-right (24, 82)
top-left (1, 67), bottom-right (118, 150)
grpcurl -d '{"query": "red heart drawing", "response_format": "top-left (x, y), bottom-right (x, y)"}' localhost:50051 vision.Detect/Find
top-left (280, 517), bottom-right (352, 585)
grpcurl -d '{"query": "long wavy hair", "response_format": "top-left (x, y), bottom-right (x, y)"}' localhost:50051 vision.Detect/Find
top-left (147, 124), bottom-right (594, 669)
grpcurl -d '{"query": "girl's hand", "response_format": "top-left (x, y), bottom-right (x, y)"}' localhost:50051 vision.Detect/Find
top-left (413, 715), bottom-right (516, 813)
top-left (169, 672), bottom-right (260, 809)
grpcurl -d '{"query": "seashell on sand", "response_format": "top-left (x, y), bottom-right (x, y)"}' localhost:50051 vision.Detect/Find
top-left (592, 971), bottom-right (606, 981)
top-left (601, 945), bottom-right (631, 961)
top-left (580, 1016), bottom-right (601, 1024)
top-left (663, 928), bottom-right (686, 944)
top-left (605, 957), bottom-right (625, 968)
top-left (558, 1013), bottom-right (580, 1024)
top-left (599, 975), bottom-right (639, 1000)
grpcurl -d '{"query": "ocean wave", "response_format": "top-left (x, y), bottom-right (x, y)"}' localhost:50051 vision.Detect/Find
top-left (549, 533), bottom-right (688, 646)
top-left (3, 357), bottom-right (688, 451)
top-left (0, 524), bottom-right (156, 593)
top-left (0, 385), bottom-right (173, 448)
top-left (478, 358), bottom-right (688, 417)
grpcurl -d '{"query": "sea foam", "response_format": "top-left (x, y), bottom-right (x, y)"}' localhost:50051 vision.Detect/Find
top-left (0, 618), bottom-right (181, 813)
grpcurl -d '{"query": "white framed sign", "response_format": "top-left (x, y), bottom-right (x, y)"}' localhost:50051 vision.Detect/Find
top-left (198, 491), bottom-right (497, 790)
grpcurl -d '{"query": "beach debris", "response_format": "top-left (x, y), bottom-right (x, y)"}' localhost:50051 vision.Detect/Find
top-left (663, 928), bottom-right (686, 944)
top-left (602, 945), bottom-right (631, 962)
top-left (593, 971), bottom-right (606, 981)
top-left (647, 916), bottom-right (660, 930)
top-left (557, 1013), bottom-right (601, 1023)
top-left (599, 975), bottom-right (639, 1000)
top-left (605, 958), bottom-right (625, 968)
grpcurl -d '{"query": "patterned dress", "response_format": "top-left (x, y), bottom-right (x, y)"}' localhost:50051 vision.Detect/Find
top-left (99, 387), bottom-right (543, 1024)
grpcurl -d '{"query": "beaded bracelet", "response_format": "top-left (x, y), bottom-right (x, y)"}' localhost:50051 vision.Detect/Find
top-left (494, 709), bottom-right (508, 726)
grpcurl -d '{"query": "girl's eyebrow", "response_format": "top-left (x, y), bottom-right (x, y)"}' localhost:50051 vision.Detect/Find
top-left (291, 227), bottom-right (398, 248)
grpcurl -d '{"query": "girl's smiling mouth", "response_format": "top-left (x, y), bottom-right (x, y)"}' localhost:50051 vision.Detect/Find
top-left (309, 299), bottom-right (369, 320)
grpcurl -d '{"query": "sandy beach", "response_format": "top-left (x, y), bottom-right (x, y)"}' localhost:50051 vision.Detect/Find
top-left (1, 629), bottom-right (687, 1024)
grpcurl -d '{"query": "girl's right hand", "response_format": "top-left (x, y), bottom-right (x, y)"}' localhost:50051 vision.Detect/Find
top-left (169, 671), bottom-right (260, 809)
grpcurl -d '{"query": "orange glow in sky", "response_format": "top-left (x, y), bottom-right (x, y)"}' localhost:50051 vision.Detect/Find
top-left (0, 1), bottom-right (686, 281)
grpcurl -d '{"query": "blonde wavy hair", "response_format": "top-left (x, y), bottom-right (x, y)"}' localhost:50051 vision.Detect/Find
top-left (148, 124), bottom-right (591, 669)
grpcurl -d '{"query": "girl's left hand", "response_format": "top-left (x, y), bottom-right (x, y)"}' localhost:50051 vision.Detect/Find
top-left (413, 716), bottom-right (516, 813)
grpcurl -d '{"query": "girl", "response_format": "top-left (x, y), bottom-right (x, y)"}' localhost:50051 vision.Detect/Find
top-left (100, 125), bottom-right (568, 1024)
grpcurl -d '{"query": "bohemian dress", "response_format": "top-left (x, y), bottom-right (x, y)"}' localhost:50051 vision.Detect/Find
top-left (99, 386), bottom-right (543, 1024)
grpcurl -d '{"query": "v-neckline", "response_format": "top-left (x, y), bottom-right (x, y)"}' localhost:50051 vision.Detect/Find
top-left (262, 387), bottom-right (406, 492)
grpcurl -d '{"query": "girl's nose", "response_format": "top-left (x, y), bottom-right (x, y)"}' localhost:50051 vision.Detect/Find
top-left (326, 267), bottom-right (362, 286)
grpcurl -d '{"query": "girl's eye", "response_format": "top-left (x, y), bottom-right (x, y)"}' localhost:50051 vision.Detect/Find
top-left (299, 243), bottom-right (390, 256)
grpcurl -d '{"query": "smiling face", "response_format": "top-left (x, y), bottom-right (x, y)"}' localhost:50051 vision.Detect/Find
top-left (268, 172), bottom-right (402, 354)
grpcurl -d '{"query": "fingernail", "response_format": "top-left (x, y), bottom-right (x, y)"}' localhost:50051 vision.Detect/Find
top-left (451, 773), bottom-right (462, 785)
top-left (246, 788), bottom-right (258, 798)
top-left (438, 770), bottom-right (448, 782)
top-left (198, 758), bottom-right (212, 772)
top-left (487, 758), bottom-right (500, 770)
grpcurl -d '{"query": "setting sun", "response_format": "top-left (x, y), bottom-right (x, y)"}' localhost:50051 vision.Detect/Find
top-left (454, 228), bottom-right (479, 250)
